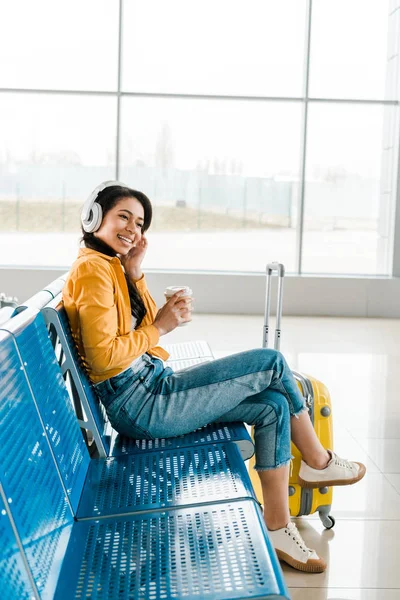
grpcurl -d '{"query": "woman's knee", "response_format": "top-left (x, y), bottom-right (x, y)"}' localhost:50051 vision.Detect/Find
top-left (253, 399), bottom-right (291, 467)
top-left (245, 347), bottom-right (286, 372)
top-left (254, 395), bottom-right (290, 429)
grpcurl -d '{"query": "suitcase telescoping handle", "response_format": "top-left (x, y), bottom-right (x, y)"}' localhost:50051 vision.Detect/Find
top-left (263, 262), bottom-right (285, 351)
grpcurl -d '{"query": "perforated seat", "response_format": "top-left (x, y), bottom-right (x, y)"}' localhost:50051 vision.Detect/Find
top-left (55, 501), bottom-right (287, 600)
top-left (78, 443), bottom-right (254, 519)
top-left (110, 420), bottom-right (252, 458)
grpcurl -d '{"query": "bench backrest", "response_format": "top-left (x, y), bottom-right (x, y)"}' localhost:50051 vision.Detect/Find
top-left (42, 295), bottom-right (111, 456)
top-left (0, 328), bottom-right (73, 598)
top-left (15, 289), bottom-right (53, 314)
top-left (43, 273), bottom-right (68, 298)
top-left (0, 308), bottom-right (90, 514)
top-left (0, 306), bottom-right (15, 326)
top-left (15, 273), bottom-right (68, 314)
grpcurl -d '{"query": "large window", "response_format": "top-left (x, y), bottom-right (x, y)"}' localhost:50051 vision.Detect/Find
top-left (302, 103), bottom-right (387, 275)
top-left (0, 0), bottom-right (119, 90)
top-left (0, 94), bottom-right (116, 266)
top-left (309, 0), bottom-right (390, 100)
top-left (0, 0), bottom-right (398, 276)
top-left (119, 97), bottom-right (302, 272)
top-left (122, 0), bottom-right (306, 97)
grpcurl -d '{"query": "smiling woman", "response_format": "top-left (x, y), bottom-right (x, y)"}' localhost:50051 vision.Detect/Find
top-left (61, 180), bottom-right (366, 575)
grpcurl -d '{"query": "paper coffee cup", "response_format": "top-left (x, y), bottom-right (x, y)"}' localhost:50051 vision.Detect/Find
top-left (164, 286), bottom-right (193, 326)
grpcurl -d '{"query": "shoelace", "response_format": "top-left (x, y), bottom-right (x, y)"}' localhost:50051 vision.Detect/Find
top-left (285, 523), bottom-right (310, 554)
top-left (332, 453), bottom-right (353, 470)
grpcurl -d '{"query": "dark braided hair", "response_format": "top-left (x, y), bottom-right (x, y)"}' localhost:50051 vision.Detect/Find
top-left (81, 185), bottom-right (152, 328)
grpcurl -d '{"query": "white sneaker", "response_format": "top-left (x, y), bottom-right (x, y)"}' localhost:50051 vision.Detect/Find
top-left (298, 450), bottom-right (366, 488)
top-left (269, 522), bottom-right (326, 573)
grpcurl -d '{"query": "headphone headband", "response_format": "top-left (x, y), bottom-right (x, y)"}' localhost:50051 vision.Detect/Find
top-left (81, 180), bottom-right (129, 233)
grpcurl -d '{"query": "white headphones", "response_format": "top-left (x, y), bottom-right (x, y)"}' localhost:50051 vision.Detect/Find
top-left (81, 180), bottom-right (129, 233)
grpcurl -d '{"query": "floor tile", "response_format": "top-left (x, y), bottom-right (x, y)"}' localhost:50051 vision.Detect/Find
top-left (385, 474), bottom-right (400, 494)
top-left (282, 519), bottom-right (400, 589)
top-left (331, 437), bottom-right (380, 474)
top-left (332, 421), bottom-right (353, 441)
top-left (299, 475), bottom-right (400, 524)
top-left (325, 473), bottom-right (400, 520)
top-left (348, 416), bottom-right (400, 440)
top-left (356, 439), bottom-right (400, 474)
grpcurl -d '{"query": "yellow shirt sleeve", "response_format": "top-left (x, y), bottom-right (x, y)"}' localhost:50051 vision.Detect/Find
top-left (69, 262), bottom-right (160, 379)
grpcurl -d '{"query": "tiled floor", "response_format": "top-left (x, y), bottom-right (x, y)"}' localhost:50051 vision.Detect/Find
top-left (166, 313), bottom-right (400, 600)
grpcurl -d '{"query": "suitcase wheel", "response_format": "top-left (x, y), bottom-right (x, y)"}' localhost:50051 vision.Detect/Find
top-left (319, 513), bottom-right (335, 529)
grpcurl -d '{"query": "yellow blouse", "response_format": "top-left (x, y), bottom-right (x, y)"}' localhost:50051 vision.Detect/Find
top-left (62, 247), bottom-right (169, 383)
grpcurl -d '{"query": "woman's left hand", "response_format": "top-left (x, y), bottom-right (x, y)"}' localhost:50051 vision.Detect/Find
top-left (121, 235), bottom-right (148, 280)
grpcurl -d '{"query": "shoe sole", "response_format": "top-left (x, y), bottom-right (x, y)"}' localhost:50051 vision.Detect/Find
top-left (298, 462), bottom-right (366, 489)
top-left (275, 549), bottom-right (327, 573)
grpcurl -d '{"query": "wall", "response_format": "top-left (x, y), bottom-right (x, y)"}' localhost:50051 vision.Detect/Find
top-left (1, 266), bottom-right (400, 318)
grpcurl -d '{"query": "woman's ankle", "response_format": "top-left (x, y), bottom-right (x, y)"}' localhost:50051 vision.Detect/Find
top-left (264, 514), bottom-right (290, 531)
top-left (303, 450), bottom-right (330, 470)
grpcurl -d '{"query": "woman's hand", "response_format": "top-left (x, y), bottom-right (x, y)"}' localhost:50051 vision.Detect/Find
top-left (153, 291), bottom-right (193, 336)
top-left (121, 235), bottom-right (148, 281)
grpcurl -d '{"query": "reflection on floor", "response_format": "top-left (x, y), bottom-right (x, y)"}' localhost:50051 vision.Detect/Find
top-left (166, 313), bottom-right (400, 600)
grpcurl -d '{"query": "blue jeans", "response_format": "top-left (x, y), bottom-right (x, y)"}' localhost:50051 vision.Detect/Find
top-left (94, 349), bottom-right (306, 471)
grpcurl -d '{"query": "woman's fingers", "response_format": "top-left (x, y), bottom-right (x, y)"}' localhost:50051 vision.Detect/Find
top-left (169, 291), bottom-right (188, 304)
top-left (175, 297), bottom-right (193, 308)
top-left (178, 301), bottom-right (193, 319)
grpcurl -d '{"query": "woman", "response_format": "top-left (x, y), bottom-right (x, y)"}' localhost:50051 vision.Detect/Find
top-left (63, 181), bottom-right (366, 574)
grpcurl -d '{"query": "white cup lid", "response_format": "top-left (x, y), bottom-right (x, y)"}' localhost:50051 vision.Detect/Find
top-left (164, 285), bottom-right (193, 297)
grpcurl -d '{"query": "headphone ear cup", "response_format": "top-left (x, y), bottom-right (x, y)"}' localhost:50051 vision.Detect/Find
top-left (81, 180), bottom-right (128, 232)
top-left (82, 201), bottom-right (103, 233)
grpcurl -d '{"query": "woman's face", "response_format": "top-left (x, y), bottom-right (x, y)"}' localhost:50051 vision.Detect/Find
top-left (94, 196), bottom-right (145, 255)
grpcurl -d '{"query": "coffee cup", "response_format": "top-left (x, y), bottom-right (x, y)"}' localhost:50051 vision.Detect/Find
top-left (164, 286), bottom-right (193, 326)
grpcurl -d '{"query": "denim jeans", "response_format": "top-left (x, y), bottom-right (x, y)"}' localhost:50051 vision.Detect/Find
top-left (94, 348), bottom-right (306, 471)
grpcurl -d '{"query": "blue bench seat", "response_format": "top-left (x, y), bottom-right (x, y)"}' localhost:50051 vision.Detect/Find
top-left (0, 322), bottom-right (289, 599)
top-left (54, 500), bottom-right (286, 600)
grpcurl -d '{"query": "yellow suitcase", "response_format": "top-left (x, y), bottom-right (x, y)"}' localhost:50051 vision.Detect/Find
top-left (248, 263), bottom-right (335, 529)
